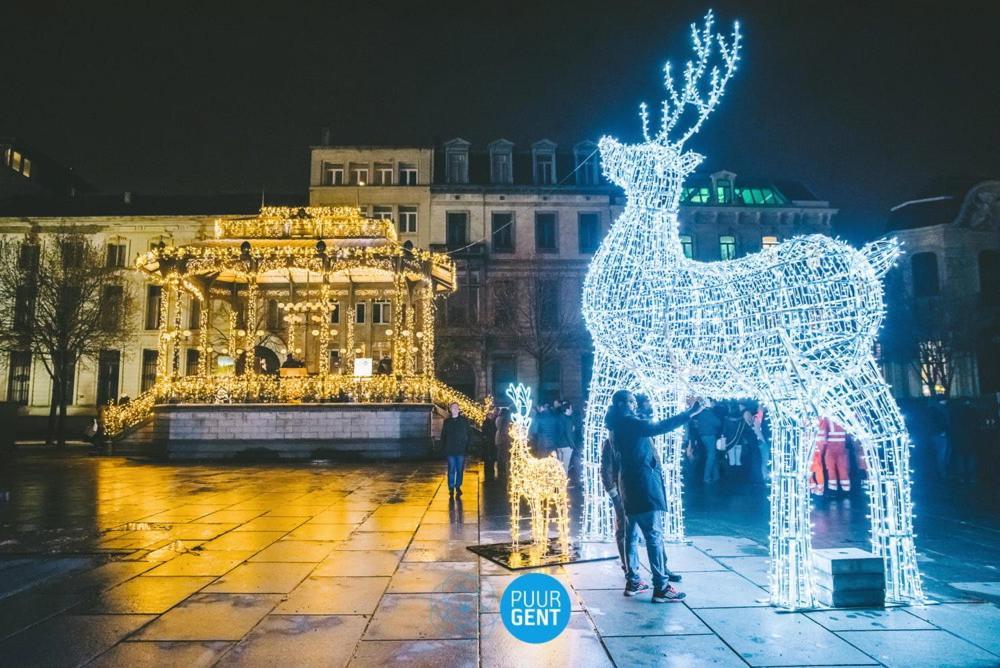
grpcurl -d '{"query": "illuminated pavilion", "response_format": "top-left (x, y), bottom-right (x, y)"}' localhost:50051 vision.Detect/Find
top-left (102, 206), bottom-right (488, 456)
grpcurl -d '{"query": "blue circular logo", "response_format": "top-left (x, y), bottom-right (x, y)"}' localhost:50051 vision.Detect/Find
top-left (500, 573), bottom-right (571, 644)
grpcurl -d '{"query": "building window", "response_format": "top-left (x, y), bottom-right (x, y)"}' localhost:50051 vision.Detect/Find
top-left (21, 158), bottom-right (31, 178)
top-left (186, 349), bottom-right (200, 376)
top-left (322, 162), bottom-right (344, 185)
top-left (329, 301), bottom-right (340, 324)
top-left (574, 146), bottom-right (599, 185)
top-left (53, 361), bottom-right (76, 406)
top-left (911, 252), bottom-right (940, 297)
top-left (446, 212), bottom-right (469, 250)
top-left (398, 163), bottom-right (418, 185)
top-left (719, 235), bottom-right (736, 261)
top-left (398, 206), bottom-right (418, 234)
top-left (447, 151), bottom-right (468, 184)
top-left (374, 163), bottom-right (393, 185)
top-left (492, 280), bottom-right (516, 326)
top-left (535, 213), bottom-right (558, 253)
top-left (490, 149), bottom-right (512, 184)
top-left (356, 205), bottom-right (369, 217)
top-left (535, 153), bottom-right (555, 185)
top-left (6, 351), bottom-right (31, 405)
top-left (716, 180), bottom-right (733, 203)
top-left (106, 243), bottom-right (127, 268)
top-left (537, 280), bottom-right (560, 330)
top-left (349, 163), bottom-right (369, 185)
top-left (61, 241), bottom-right (84, 268)
top-left (762, 235), bottom-right (779, 250)
top-left (540, 358), bottom-right (562, 403)
top-left (96, 349), bottom-right (120, 406)
top-left (13, 285), bottom-right (35, 331)
top-left (100, 285), bottom-right (124, 330)
top-left (372, 205), bottom-right (393, 221)
top-left (492, 355), bottom-right (517, 401)
top-left (372, 301), bottom-right (391, 325)
top-left (145, 285), bottom-right (162, 330)
top-left (578, 213), bottom-right (600, 253)
top-left (18, 242), bottom-right (39, 272)
top-left (10, 150), bottom-right (22, 172)
top-left (918, 340), bottom-right (948, 397)
top-left (355, 302), bottom-right (367, 325)
top-left (491, 212), bottom-right (514, 252)
top-left (679, 234), bottom-right (694, 259)
top-left (141, 349), bottom-right (158, 392)
top-left (189, 297), bottom-right (201, 330)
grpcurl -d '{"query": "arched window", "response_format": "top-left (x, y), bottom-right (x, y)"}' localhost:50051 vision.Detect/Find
top-left (911, 252), bottom-right (940, 297)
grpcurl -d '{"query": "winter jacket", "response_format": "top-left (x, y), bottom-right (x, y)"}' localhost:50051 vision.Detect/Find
top-left (600, 437), bottom-right (620, 497)
top-left (688, 406), bottom-right (723, 451)
top-left (528, 410), bottom-right (561, 450)
top-left (610, 405), bottom-right (698, 515)
top-left (441, 416), bottom-right (472, 456)
top-left (480, 416), bottom-right (497, 455)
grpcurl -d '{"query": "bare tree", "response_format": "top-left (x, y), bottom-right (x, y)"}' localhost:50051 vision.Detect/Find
top-left (0, 232), bottom-right (136, 446)
top-left (486, 276), bottom-right (588, 395)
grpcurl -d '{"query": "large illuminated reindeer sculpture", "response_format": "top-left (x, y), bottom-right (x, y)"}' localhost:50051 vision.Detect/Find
top-left (506, 384), bottom-right (570, 552)
top-left (581, 11), bottom-right (923, 608)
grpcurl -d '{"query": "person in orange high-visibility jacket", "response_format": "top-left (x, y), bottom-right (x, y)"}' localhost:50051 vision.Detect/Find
top-left (809, 430), bottom-right (826, 497)
top-left (818, 417), bottom-right (850, 493)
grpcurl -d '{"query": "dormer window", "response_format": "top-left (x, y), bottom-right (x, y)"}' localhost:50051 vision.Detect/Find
top-left (444, 138), bottom-right (471, 184)
top-left (532, 140), bottom-right (557, 185)
top-left (711, 170), bottom-right (737, 204)
top-left (574, 141), bottom-right (599, 185)
top-left (488, 139), bottom-right (514, 185)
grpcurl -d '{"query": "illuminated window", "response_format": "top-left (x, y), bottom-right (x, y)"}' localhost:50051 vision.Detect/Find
top-left (679, 234), bottom-right (694, 258)
top-left (719, 235), bottom-right (736, 260)
top-left (918, 340), bottom-right (948, 397)
top-left (322, 162), bottom-right (344, 185)
top-left (10, 150), bottom-right (22, 172)
top-left (399, 163), bottom-right (418, 185)
top-left (374, 163), bottom-right (393, 185)
top-left (398, 206), bottom-right (417, 234)
top-left (21, 158), bottom-right (31, 178)
top-left (762, 235), bottom-right (779, 250)
top-left (683, 186), bottom-right (712, 203)
top-left (715, 180), bottom-right (732, 203)
top-left (372, 301), bottom-right (391, 325)
top-left (349, 164), bottom-right (369, 185)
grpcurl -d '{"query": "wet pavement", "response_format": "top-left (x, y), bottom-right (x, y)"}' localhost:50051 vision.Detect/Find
top-left (0, 451), bottom-right (997, 667)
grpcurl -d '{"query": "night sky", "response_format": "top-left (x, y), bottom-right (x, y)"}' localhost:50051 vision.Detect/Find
top-left (3, 1), bottom-right (998, 241)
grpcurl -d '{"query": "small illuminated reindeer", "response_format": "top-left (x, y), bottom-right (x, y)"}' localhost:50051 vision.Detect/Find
top-left (581, 11), bottom-right (923, 608)
top-left (506, 383), bottom-right (569, 551)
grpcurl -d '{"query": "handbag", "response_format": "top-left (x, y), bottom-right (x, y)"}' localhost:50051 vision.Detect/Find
top-left (715, 436), bottom-right (727, 451)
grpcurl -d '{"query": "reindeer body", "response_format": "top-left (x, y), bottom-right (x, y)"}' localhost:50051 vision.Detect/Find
top-left (580, 11), bottom-right (923, 609)
top-left (505, 384), bottom-right (570, 552)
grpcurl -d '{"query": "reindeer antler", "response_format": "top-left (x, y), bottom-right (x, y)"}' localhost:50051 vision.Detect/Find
top-left (640, 10), bottom-right (741, 149)
top-left (506, 383), bottom-right (533, 425)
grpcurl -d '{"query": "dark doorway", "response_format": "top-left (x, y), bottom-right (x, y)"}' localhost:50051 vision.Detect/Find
top-left (97, 350), bottom-right (120, 406)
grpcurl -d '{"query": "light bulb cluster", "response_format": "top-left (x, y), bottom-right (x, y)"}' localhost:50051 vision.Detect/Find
top-left (580, 11), bottom-right (922, 609)
top-left (505, 383), bottom-right (570, 554)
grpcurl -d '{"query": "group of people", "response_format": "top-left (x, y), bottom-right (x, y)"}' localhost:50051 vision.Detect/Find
top-left (684, 398), bottom-right (771, 486)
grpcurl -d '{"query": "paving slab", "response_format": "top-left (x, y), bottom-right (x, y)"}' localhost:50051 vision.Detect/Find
top-left (405, 539), bottom-right (479, 562)
top-left (217, 614), bottom-right (366, 667)
top-left (314, 549), bottom-right (404, 577)
top-left (203, 562), bottom-right (315, 594)
top-left (579, 589), bottom-right (712, 636)
top-left (806, 607), bottom-right (936, 631)
top-left (144, 550), bottom-right (255, 577)
top-left (903, 602), bottom-right (1000, 655)
top-left (199, 531), bottom-right (285, 552)
top-left (89, 640), bottom-right (233, 668)
top-left (248, 540), bottom-right (338, 563)
top-left (839, 629), bottom-right (999, 668)
top-left (717, 555), bottom-right (771, 587)
top-left (675, 571), bottom-right (769, 608)
top-left (85, 575), bottom-right (215, 614)
top-left (949, 581), bottom-right (1000, 599)
top-left (286, 523), bottom-right (357, 541)
top-left (480, 611), bottom-right (613, 668)
top-left (0, 590), bottom-right (85, 640)
top-left (275, 576), bottom-right (389, 614)
top-left (338, 531), bottom-right (414, 551)
top-left (0, 613), bottom-right (155, 668)
top-left (603, 633), bottom-right (746, 667)
top-left (233, 516), bottom-right (308, 532)
top-left (134, 593), bottom-right (280, 641)
top-left (350, 639), bottom-right (477, 668)
top-left (698, 606), bottom-right (877, 666)
top-left (388, 561), bottom-right (478, 593)
top-left (690, 535), bottom-right (769, 558)
top-left (365, 593), bottom-right (478, 640)
top-left (665, 544), bottom-right (730, 571)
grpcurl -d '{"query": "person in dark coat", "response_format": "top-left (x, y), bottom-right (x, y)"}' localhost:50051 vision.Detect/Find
top-left (609, 389), bottom-right (703, 602)
top-left (528, 403), bottom-right (561, 455)
top-left (481, 408), bottom-right (498, 482)
top-left (688, 398), bottom-right (723, 483)
top-left (441, 403), bottom-right (472, 497)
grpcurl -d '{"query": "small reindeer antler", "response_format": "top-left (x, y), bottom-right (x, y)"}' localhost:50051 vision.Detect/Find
top-left (640, 10), bottom-right (741, 149)
top-left (506, 383), bottom-right (533, 425)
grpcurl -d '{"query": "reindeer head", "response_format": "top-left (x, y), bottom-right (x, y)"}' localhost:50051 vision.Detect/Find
top-left (600, 11), bottom-right (741, 208)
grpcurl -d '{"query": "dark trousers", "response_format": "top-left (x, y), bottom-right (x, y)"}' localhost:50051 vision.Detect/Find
top-left (483, 447), bottom-right (497, 481)
top-left (625, 510), bottom-right (667, 591)
top-left (447, 455), bottom-right (465, 490)
top-left (611, 493), bottom-right (627, 573)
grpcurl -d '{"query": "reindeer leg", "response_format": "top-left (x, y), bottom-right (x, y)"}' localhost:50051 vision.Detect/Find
top-left (820, 358), bottom-right (924, 603)
top-left (768, 411), bottom-right (818, 609)
top-left (510, 491), bottom-right (521, 548)
top-left (582, 348), bottom-right (638, 540)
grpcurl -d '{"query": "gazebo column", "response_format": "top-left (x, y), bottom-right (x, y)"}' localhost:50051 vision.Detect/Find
top-left (404, 282), bottom-right (416, 376)
top-left (155, 277), bottom-right (174, 386)
top-left (391, 273), bottom-right (405, 374)
top-left (318, 279), bottom-right (331, 376)
top-left (171, 282), bottom-right (183, 378)
top-left (244, 276), bottom-right (259, 376)
top-left (421, 281), bottom-right (435, 379)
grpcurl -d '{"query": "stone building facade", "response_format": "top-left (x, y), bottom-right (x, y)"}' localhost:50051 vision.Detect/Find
top-left (879, 180), bottom-right (1000, 399)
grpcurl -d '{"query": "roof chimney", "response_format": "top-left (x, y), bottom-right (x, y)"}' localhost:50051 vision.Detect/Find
top-left (320, 127), bottom-right (331, 145)
top-left (123, 191), bottom-right (132, 204)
